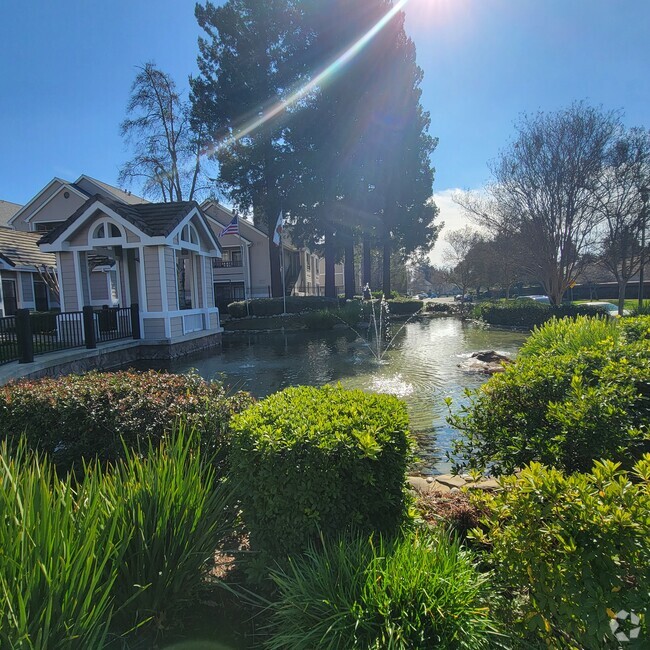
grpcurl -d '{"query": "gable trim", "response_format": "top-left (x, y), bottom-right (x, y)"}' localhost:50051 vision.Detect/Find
top-left (168, 206), bottom-right (222, 256)
top-left (8, 178), bottom-right (80, 226)
top-left (23, 183), bottom-right (88, 225)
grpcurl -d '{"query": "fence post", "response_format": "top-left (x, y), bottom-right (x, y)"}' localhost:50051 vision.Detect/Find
top-left (16, 309), bottom-right (34, 363)
top-left (83, 306), bottom-right (96, 349)
top-left (131, 303), bottom-right (141, 340)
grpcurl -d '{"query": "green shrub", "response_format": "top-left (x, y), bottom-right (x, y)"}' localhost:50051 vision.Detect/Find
top-left (0, 370), bottom-right (252, 473)
top-left (425, 301), bottom-right (450, 313)
top-left (470, 459), bottom-right (650, 648)
top-left (450, 317), bottom-right (650, 474)
top-left (385, 298), bottom-right (424, 315)
top-left (229, 385), bottom-right (413, 567)
top-left (228, 296), bottom-right (339, 318)
top-left (102, 427), bottom-right (236, 636)
top-left (336, 300), bottom-right (367, 326)
top-left (0, 441), bottom-right (120, 649)
top-left (266, 529), bottom-right (499, 650)
top-left (518, 315), bottom-right (619, 359)
top-left (301, 309), bottom-right (338, 330)
top-left (621, 314), bottom-right (650, 342)
top-left (371, 290), bottom-right (398, 299)
top-left (473, 300), bottom-right (602, 328)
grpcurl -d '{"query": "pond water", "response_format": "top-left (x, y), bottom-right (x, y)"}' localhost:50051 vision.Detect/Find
top-left (147, 316), bottom-right (527, 474)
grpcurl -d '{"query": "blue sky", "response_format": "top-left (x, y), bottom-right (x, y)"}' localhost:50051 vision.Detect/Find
top-left (1, 0), bottom-right (649, 259)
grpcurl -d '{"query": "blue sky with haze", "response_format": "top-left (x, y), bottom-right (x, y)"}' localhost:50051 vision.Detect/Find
top-left (1, 0), bottom-right (648, 260)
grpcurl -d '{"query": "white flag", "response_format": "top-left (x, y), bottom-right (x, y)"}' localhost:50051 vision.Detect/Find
top-left (272, 211), bottom-right (284, 246)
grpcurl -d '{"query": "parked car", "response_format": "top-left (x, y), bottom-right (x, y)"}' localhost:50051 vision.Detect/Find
top-left (416, 293), bottom-right (429, 299)
top-left (581, 301), bottom-right (629, 317)
top-left (454, 294), bottom-right (473, 303)
top-left (516, 295), bottom-right (551, 304)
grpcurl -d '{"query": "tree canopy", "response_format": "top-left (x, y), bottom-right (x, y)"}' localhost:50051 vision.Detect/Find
top-left (191, 0), bottom-right (439, 297)
top-left (119, 63), bottom-right (211, 202)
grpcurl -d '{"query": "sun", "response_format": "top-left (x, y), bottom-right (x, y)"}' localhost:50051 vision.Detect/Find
top-left (405, 0), bottom-right (464, 27)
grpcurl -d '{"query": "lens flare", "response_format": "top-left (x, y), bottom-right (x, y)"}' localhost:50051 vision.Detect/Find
top-left (206, 0), bottom-right (411, 155)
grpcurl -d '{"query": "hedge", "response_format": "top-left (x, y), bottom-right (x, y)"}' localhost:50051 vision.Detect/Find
top-left (473, 300), bottom-right (605, 328)
top-left (227, 296), bottom-right (339, 318)
top-left (228, 385), bottom-right (413, 569)
top-left (0, 370), bottom-right (253, 473)
top-left (385, 298), bottom-right (424, 315)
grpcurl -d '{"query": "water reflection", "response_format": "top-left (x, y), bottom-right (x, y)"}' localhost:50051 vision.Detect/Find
top-left (149, 317), bottom-right (527, 474)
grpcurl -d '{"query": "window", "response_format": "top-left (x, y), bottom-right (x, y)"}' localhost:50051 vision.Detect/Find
top-left (306, 253), bottom-right (311, 272)
top-left (35, 221), bottom-right (64, 233)
top-left (2, 279), bottom-right (17, 316)
top-left (33, 278), bottom-right (49, 312)
top-left (181, 224), bottom-right (199, 246)
top-left (91, 220), bottom-right (122, 241)
top-left (176, 253), bottom-right (194, 310)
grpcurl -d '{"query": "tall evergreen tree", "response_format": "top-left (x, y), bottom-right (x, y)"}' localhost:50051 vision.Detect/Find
top-left (288, 0), bottom-right (439, 296)
top-left (191, 0), bottom-right (308, 297)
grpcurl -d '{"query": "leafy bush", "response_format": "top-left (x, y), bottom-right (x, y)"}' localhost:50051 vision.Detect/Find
top-left (450, 317), bottom-right (650, 474)
top-left (228, 296), bottom-right (339, 318)
top-left (301, 309), bottom-right (338, 330)
top-left (518, 314), bottom-right (619, 359)
top-left (0, 441), bottom-right (120, 649)
top-left (470, 459), bottom-right (650, 648)
top-left (229, 385), bottom-right (413, 567)
top-left (473, 300), bottom-right (603, 328)
top-left (371, 290), bottom-right (398, 299)
top-left (336, 300), bottom-right (367, 326)
top-left (266, 529), bottom-right (498, 650)
top-left (621, 314), bottom-right (650, 342)
top-left (102, 427), bottom-right (236, 636)
top-left (0, 370), bottom-right (252, 473)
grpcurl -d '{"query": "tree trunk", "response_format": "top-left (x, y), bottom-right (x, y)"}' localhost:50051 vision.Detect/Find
top-left (324, 224), bottom-right (336, 299)
top-left (618, 280), bottom-right (627, 315)
top-left (344, 236), bottom-right (355, 300)
top-left (382, 240), bottom-right (391, 297)
top-left (363, 235), bottom-right (372, 287)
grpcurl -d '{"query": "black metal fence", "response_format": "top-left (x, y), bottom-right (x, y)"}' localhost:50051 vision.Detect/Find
top-left (0, 304), bottom-right (141, 366)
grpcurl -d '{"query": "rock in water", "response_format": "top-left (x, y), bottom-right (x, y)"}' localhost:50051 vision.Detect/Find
top-left (462, 350), bottom-right (511, 374)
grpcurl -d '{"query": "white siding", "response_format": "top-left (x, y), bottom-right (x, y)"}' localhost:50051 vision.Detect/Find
top-left (143, 318), bottom-right (166, 339)
top-left (171, 316), bottom-right (183, 338)
top-left (143, 247), bottom-right (162, 312)
top-left (165, 249), bottom-right (178, 310)
top-left (59, 252), bottom-right (78, 310)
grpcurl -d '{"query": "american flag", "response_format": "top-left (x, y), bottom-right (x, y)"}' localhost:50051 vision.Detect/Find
top-left (218, 216), bottom-right (239, 237)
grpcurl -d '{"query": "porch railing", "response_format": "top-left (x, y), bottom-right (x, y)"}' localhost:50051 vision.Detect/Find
top-left (0, 304), bottom-right (141, 365)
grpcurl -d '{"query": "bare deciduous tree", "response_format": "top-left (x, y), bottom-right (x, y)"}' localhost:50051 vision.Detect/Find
top-left (119, 63), bottom-right (211, 202)
top-left (459, 103), bottom-right (620, 305)
top-left (594, 127), bottom-right (650, 313)
top-left (443, 226), bottom-right (484, 303)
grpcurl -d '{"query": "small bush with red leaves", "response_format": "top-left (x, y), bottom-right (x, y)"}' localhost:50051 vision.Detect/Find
top-left (0, 370), bottom-right (253, 473)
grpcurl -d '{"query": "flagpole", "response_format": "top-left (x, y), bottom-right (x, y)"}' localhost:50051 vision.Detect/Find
top-left (281, 232), bottom-right (287, 316)
top-left (240, 230), bottom-right (250, 317)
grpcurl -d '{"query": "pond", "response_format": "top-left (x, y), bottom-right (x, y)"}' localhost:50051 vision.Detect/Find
top-left (146, 316), bottom-right (527, 474)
